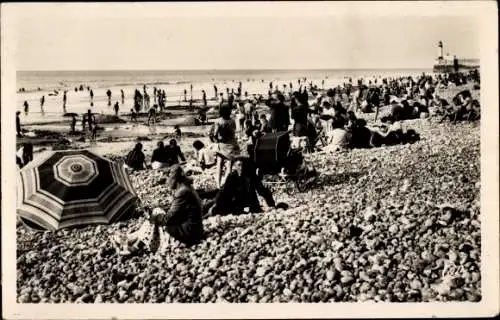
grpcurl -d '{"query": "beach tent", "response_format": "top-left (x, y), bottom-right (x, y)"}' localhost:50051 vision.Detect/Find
top-left (17, 150), bottom-right (138, 231)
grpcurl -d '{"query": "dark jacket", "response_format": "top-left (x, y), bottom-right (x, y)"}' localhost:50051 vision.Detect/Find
top-left (151, 147), bottom-right (169, 163)
top-left (291, 105), bottom-right (310, 137)
top-left (268, 101), bottom-right (290, 131)
top-left (155, 184), bottom-right (203, 245)
top-left (126, 149), bottom-right (145, 170)
top-left (212, 161), bottom-right (275, 215)
top-left (165, 145), bottom-right (186, 166)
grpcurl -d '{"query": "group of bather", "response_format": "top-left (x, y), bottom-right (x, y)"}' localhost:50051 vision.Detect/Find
top-left (117, 70), bottom-right (481, 253)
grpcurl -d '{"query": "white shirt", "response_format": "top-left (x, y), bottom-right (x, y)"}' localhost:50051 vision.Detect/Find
top-left (198, 144), bottom-right (217, 166)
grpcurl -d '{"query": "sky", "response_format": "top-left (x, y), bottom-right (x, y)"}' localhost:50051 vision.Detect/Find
top-left (6, 2), bottom-right (484, 71)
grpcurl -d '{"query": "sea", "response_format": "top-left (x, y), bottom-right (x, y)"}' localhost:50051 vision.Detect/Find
top-left (17, 69), bottom-right (432, 93)
top-left (16, 68), bottom-right (432, 122)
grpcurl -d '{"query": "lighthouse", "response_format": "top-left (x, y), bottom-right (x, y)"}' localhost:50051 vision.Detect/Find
top-left (437, 41), bottom-right (444, 60)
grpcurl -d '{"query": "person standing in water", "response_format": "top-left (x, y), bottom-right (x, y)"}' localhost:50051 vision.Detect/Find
top-left (202, 90), bottom-right (207, 107)
top-left (183, 89), bottom-right (187, 102)
top-left (214, 85), bottom-right (218, 99)
top-left (106, 89), bottom-right (112, 106)
top-left (40, 95), bottom-right (45, 114)
top-left (121, 89), bottom-right (125, 105)
top-left (114, 101), bottom-right (120, 116)
top-left (63, 91), bottom-right (67, 112)
top-left (23, 100), bottom-right (29, 116)
top-left (190, 83), bottom-right (193, 100)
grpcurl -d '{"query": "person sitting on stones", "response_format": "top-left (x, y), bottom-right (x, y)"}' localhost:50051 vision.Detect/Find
top-left (205, 156), bottom-right (276, 216)
top-left (125, 142), bottom-right (147, 171)
top-left (165, 139), bottom-right (186, 167)
top-left (192, 140), bottom-right (217, 170)
top-left (325, 116), bottom-right (351, 151)
top-left (347, 118), bottom-right (372, 149)
top-left (369, 115), bottom-right (405, 147)
top-left (150, 164), bottom-right (204, 247)
top-left (151, 141), bottom-right (169, 169)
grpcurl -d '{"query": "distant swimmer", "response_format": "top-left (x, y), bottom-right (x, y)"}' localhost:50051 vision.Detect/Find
top-left (90, 89), bottom-right (94, 106)
top-left (121, 89), bottom-right (125, 104)
top-left (184, 89), bottom-right (187, 102)
top-left (214, 85), bottom-right (218, 99)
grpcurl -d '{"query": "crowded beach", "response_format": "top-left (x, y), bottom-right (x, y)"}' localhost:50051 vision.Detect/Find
top-left (16, 70), bottom-right (481, 303)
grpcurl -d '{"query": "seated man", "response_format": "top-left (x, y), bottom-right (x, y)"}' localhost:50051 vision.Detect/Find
top-left (205, 156), bottom-right (276, 216)
top-left (192, 140), bottom-right (217, 170)
top-left (165, 139), bottom-right (186, 167)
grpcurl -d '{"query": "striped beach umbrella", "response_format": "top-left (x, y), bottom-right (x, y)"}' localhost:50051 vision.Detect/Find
top-left (17, 150), bottom-right (138, 231)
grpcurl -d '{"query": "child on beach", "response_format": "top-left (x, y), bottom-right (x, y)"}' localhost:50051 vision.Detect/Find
top-left (130, 108), bottom-right (137, 123)
top-left (192, 140), bottom-right (217, 170)
top-left (174, 125), bottom-right (182, 140)
top-left (107, 89), bottom-right (112, 106)
top-left (148, 105), bottom-right (157, 126)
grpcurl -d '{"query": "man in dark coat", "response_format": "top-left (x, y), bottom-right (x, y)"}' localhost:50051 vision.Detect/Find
top-left (267, 92), bottom-right (290, 132)
top-left (206, 156), bottom-right (275, 216)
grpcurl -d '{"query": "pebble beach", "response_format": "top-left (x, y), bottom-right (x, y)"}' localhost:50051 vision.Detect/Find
top-left (15, 70), bottom-right (481, 303)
